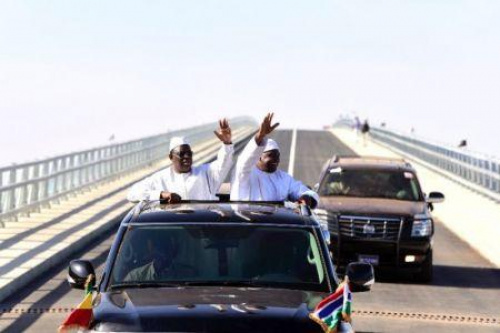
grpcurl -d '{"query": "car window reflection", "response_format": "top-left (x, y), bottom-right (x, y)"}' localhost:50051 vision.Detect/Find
top-left (319, 169), bottom-right (422, 201)
top-left (110, 226), bottom-right (328, 292)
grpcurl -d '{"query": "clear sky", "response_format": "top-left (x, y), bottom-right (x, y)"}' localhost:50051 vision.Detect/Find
top-left (1, 0), bottom-right (499, 166)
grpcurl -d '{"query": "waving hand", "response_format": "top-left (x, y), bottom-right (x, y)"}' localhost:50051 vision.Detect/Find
top-left (213, 118), bottom-right (232, 144)
top-left (255, 112), bottom-right (280, 145)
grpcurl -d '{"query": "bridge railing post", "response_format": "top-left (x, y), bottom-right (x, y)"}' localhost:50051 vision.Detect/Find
top-left (8, 167), bottom-right (17, 220)
top-left (31, 164), bottom-right (40, 212)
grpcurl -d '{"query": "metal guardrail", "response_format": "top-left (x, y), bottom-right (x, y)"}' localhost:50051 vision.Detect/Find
top-left (334, 119), bottom-right (500, 200)
top-left (0, 117), bottom-right (256, 222)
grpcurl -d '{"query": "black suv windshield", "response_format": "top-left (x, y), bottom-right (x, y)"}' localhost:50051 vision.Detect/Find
top-left (110, 225), bottom-right (329, 292)
top-left (319, 169), bottom-right (422, 201)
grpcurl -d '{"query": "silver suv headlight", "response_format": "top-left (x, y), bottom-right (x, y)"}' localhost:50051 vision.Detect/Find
top-left (411, 214), bottom-right (433, 237)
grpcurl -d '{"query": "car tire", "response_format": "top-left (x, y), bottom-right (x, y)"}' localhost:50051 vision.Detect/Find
top-left (415, 250), bottom-right (433, 283)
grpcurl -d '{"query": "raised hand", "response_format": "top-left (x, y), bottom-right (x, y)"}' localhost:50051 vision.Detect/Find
top-left (160, 191), bottom-right (182, 204)
top-left (213, 118), bottom-right (232, 144)
top-left (298, 195), bottom-right (317, 209)
top-left (255, 112), bottom-right (280, 145)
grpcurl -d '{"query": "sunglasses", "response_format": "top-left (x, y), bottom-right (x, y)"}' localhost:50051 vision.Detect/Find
top-left (171, 150), bottom-right (193, 158)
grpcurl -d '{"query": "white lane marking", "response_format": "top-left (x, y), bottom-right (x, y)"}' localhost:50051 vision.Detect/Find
top-left (288, 128), bottom-right (297, 176)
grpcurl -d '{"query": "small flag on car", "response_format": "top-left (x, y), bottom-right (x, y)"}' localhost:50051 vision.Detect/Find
top-left (58, 275), bottom-right (94, 333)
top-left (309, 277), bottom-right (352, 333)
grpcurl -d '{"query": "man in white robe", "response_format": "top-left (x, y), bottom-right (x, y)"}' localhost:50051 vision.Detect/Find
top-left (127, 119), bottom-right (234, 203)
top-left (231, 113), bottom-right (319, 207)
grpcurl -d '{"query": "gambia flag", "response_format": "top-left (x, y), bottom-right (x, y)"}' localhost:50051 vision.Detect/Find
top-left (309, 279), bottom-right (352, 333)
top-left (58, 282), bottom-right (93, 333)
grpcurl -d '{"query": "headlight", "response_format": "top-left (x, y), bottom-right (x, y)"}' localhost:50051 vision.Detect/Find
top-left (411, 217), bottom-right (433, 237)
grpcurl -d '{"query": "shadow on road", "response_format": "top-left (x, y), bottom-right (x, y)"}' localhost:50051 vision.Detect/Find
top-left (374, 264), bottom-right (500, 289)
top-left (431, 265), bottom-right (500, 289)
top-left (0, 233), bottom-right (111, 333)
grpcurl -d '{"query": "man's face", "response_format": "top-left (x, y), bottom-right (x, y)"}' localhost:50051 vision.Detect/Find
top-left (147, 237), bottom-right (175, 273)
top-left (169, 144), bottom-right (193, 173)
top-left (257, 149), bottom-right (280, 173)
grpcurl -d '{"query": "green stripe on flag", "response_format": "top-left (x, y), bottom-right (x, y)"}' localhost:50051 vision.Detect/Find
top-left (324, 310), bottom-right (341, 328)
top-left (343, 301), bottom-right (351, 315)
top-left (324, 314), bottom-right (334, 327)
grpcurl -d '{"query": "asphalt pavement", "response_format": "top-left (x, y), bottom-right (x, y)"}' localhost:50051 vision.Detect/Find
top-left (293, 129), bottom-right (355, 186)
top-left (1, 129), bottom-right (500, 332)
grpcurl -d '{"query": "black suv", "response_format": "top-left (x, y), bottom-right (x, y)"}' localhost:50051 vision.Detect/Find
top-left (67, 200), bottom-right (374, 332)
top-left (315, 156), bottom-right (444, 282)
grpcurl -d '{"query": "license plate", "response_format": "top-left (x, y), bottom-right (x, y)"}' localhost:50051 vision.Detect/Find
top-left (358, 254), bottom-right (379, 266)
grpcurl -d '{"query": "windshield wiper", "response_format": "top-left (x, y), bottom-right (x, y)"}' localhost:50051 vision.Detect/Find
top-left (182, 281), bottom-right (263, 287)
top-left (109, 282), bottom-right (183, 290)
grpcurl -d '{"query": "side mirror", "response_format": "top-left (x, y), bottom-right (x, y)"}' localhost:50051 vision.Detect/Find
top-left (68, 260), bottom-right (95, 290)
top-left (313, 183), bottom-right (320, 192)
top-left (346, 262), bottom-right (374, 292)
top-left (426, 192), bottom-right (445, 204)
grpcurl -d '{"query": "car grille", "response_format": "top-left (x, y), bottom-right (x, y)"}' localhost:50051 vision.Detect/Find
top-left (338, 215), bottom-right (402, 240)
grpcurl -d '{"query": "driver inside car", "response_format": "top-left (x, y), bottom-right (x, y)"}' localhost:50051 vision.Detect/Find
top-left (124, 234), bottom-right (197, 282)
top-left (386, 173), bottom-right (410, 200)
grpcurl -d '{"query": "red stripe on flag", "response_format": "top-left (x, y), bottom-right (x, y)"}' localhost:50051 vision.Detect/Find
top-left (58, 292), bottom-right (93, 332)
top-left (315, 284), bottom-right (344, 311)
top-left (59, 308), bottom-right (92, 328)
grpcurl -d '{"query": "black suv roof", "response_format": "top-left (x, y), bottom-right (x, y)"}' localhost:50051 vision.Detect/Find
top-left (127, 201), bottom-right (320, 226)
top-left (327, 155), bottom-right (416, 172)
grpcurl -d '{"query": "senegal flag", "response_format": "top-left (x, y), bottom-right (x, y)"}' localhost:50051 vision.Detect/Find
top-left (309, 278), bottom-right (352, 333)
top-left (58, 277), bottom-right (94, 333)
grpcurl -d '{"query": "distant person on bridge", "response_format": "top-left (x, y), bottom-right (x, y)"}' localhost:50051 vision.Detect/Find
top-left (230, 113), bottom-right (319, 208)
top-left (127, 118), bottom-right (234, 203)
top-left (361, 119), bottom-right (370, 146)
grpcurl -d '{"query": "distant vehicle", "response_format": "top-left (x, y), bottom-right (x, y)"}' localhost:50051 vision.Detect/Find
top-left (315, 156), bottom-right (444, 282)
top-left (66, 200), bottom-right (374, 332)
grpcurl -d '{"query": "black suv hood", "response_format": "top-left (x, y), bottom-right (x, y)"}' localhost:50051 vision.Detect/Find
top-left (92, 287), bottom-right (327, 332)
top-left (319, 197), bottom-right (427, 217)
